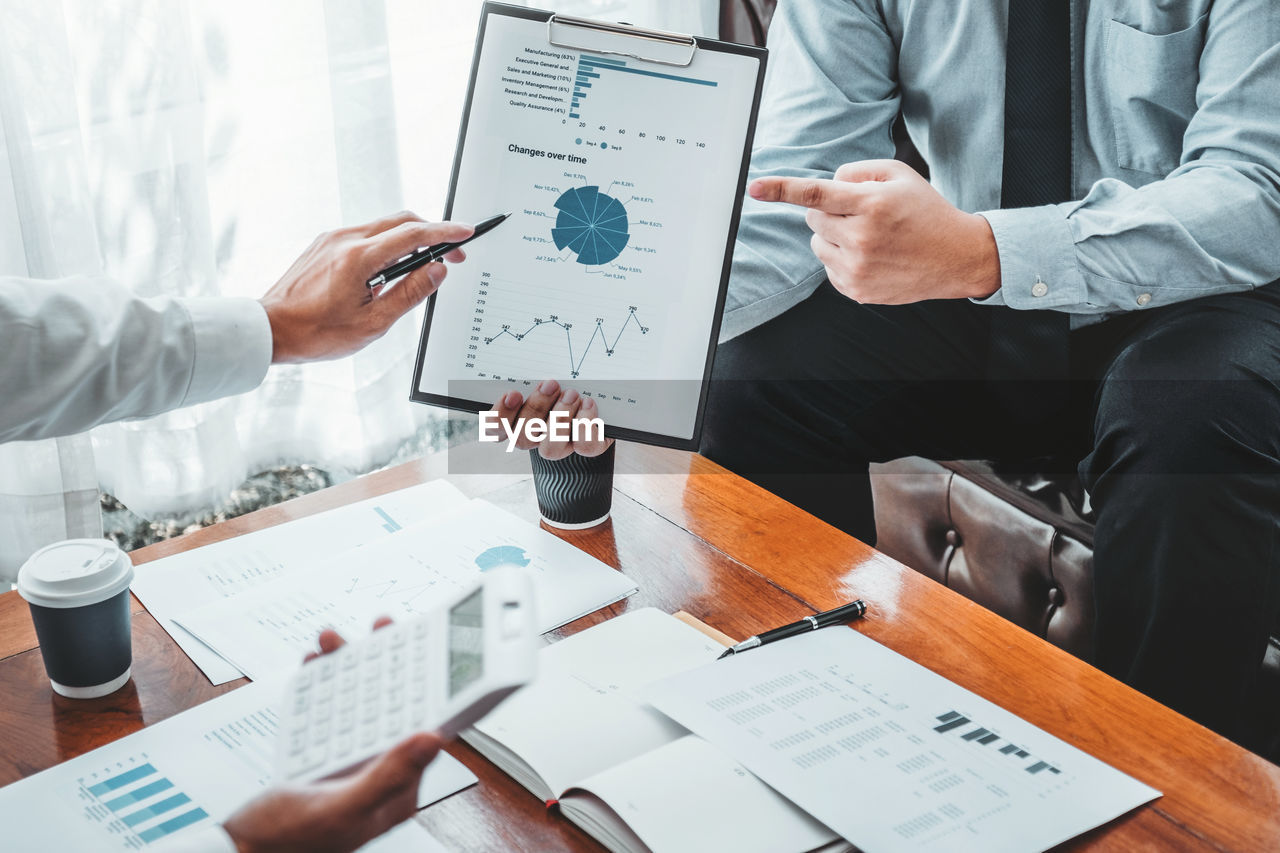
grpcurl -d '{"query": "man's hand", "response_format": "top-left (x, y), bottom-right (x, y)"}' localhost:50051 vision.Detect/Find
top-left (259, 211), bottom-right (473, 363)
top-left (223, 619), bottom-right (440, 853)
top-left (749, 160), bottom-right (1002, 304)
top-left (489, 379), bottom-right (614, 460)
top-left (222, 732), bottom-right (439, 853)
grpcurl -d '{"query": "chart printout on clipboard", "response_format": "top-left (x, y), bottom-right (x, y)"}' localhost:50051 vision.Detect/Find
top-left (412, 4), bottom-right (766, 449)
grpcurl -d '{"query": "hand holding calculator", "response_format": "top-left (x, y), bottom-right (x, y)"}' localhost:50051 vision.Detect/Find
top-left (277, 568), bottom-right (538, 784)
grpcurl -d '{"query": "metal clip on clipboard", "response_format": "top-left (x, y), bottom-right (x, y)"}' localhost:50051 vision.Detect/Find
top-left (547, 14), bottom-right (699, 67)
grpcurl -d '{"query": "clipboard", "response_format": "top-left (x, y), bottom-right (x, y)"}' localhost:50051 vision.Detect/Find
top-left (410, 2), bottom-right (767, 451)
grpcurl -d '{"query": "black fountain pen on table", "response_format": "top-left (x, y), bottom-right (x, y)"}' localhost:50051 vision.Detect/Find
top-left (718, 600), bottom-right (868, 659)
top-left (366, 212), bottom-right (511, 289)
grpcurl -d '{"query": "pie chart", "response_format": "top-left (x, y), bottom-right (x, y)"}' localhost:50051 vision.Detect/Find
top-left (474, 545), bottom-right (532, 572)
top-left (552, 185), bottom-right (630, 266)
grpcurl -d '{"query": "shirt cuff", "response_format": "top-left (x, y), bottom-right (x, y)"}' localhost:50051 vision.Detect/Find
top-left (974, 205), bottom-right (1086, 310)
top-left (179, 297), bottom-right (272, 407)
top-left (150, 824), bottom-right (238, 853)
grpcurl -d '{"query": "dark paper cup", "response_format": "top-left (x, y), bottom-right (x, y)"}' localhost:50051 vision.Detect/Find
top-left (18, 540), bottom-right (134, 699)
top-left (529, 443), bottom-right (615, 529)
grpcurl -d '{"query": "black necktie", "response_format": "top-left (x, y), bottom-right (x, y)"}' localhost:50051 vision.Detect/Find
top-left (989, 0), bottom-right (1073, 398)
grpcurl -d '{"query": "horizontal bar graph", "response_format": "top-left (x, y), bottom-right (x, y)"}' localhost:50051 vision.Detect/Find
top-left (934, 710), bottom-right (1061, 776)
top-left (78, 758), bottom-right (212, 846)
top-left (373, 506), bottom-right (402, 533)
top-left (569, 52), bottom-right (717, 121)
top-left (137, 807), bottom-right (211, 843)
top-left (121, 794), bottom-right (192, 828)
top-left (105, 778), bottom-right (174, 811)
top-left (87, 763), bottom-right (156, 796)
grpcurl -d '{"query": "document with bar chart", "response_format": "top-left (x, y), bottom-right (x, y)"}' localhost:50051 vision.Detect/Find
top-left (0, 681), bottom-right (471, 850)
top-left (413, 4), bottom-right (766, 447)
top-left (645, 629), bottom-right (1161, 853)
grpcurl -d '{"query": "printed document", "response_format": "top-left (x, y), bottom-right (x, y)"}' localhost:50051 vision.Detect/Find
top-left (131, 481), bottom-right (469, 684)
top-left (0, 680), bottom-right (470, 851)
top-left (415, 10), bottom-right (763, 443)
top-left (645, 628), bottom-right (1161, 853)
top-left (174, 499), bottom-right (637, 681)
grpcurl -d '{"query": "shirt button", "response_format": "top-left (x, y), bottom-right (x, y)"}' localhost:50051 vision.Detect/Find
top-left (1136, 293), bottom-right (1152, 306)
top-left (1031, 281), bottom-right (1049, 298)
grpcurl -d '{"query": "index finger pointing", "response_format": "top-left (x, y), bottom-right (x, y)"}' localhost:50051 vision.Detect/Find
top-left (748, 177), bottom-right (866, 215)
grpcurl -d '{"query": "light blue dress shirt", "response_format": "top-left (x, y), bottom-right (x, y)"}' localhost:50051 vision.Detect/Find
top-left (722, 0), bottom-right (1280, 340)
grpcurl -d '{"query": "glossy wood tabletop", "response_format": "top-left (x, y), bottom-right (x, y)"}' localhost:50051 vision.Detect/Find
top-left (2, 443), bottom-right (1278, 852)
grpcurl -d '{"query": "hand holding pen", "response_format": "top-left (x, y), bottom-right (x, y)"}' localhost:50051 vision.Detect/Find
top-left (367, 212), bottom-right (511, 289)
top-left (259, 212), bottom-right (475, 364)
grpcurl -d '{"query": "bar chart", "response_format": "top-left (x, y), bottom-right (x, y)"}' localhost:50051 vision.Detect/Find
top-left (75, 756), bottom-right (210, 847)
top-left (934, 710), bottom-right (1062, 776)
top-left (569, 53), bottom-right (717, 122)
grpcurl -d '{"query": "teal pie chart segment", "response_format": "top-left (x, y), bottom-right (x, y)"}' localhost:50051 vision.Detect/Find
top-left (475, 545), bottom-right (532, 572)
top-left (552, 186), bottom-right (631, 266)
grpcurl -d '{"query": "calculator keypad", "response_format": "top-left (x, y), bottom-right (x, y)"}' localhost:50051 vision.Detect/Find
top-left (280, 624), bottom-right (434, 782)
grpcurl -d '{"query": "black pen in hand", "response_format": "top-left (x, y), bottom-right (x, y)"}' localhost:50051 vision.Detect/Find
top-left (718, 600), bottom-right (867, 659)
top-left (366, 212), bottom-right (511, 289)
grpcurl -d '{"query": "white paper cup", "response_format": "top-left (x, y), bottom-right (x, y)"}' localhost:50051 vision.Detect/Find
top-left (17, 540), bottom-right (135, 699)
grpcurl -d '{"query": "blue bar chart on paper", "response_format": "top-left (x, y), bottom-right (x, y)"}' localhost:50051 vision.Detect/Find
top-left (73, 756), bottom-right (211, 848)
top-left (569, 53), bottom-right (717, 123)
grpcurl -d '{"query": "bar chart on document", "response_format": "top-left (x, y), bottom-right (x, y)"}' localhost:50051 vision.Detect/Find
top-left (52, 699), bottom-right (278, 849)
top-left (417, 12), bottom-right (759, 440)
top-left (68, 756), bottom-right (214, 848)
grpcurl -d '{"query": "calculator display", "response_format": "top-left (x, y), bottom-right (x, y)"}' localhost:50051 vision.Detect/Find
top-left (448, 587), bottom-right (485, 697)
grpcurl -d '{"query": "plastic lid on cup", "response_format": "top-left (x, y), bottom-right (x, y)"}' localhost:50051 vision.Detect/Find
top-left (17, 539), bottom-right (134, 610)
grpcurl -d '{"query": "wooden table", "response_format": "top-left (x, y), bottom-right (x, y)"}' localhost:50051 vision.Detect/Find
top-left (2, 444), bottom-right (1278, 851)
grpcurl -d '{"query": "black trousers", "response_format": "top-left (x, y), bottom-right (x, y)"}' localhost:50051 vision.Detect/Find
top-left (702, 282), bottom-right (1280, 747)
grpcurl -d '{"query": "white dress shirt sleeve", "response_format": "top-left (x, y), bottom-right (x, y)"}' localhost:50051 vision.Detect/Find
top-left (0, 276), bottom-right (273, 443)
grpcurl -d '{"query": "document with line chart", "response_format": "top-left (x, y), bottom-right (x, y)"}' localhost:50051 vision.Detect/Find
top-left (412, 4), bottom-right (766, 447)
top-left (130, 480), bottom-right (469, 684)
top-left (172, 499), bottom-right (638, 682)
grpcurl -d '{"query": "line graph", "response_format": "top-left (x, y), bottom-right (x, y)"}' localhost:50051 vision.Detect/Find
top-left (466, 275), bottom-right (661, 382)
top-left (484, 307), bottom-right (650, 378)
top-left (344, 568), bottom-right (443, 614)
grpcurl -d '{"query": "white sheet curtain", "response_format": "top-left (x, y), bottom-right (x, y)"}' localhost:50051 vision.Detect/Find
top-left (0, 0), bottom-right (717, 580)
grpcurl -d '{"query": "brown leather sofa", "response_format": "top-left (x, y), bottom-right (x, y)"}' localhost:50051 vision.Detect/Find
top-left (870, 458), bottom-right (1280, 760)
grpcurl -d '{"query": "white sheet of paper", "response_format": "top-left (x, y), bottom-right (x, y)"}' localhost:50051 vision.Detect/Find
top-left (173, 499), bottom-right (638, 681)
top-left (130, 481), bottom-right (470, 684)
top-left (0, 680), bottom-right (473, 851)
top-left (565, 735), bottom-right (842, 853)
top-left (471, 607), bottom-right (721, 797)
top-left (645, 628), bottom-right (1161, 853)
top-left (359, 821), bottom-right (450, 853)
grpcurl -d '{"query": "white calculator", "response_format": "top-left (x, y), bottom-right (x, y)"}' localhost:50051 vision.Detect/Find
top-left (277, 568), bottom-right (537, 783)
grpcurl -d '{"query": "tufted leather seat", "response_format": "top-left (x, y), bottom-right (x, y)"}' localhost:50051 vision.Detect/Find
top-left (870, 457), bottom-right (1280, 760)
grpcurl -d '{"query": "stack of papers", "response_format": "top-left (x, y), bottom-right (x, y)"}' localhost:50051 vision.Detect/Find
top-left (132, 481), bottom-right (473, 683)
top-left (131, 481), bottom-right (637, 683)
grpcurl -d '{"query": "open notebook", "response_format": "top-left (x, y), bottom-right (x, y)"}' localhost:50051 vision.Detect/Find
top-left (463, 608), bottom-right (849, 853)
